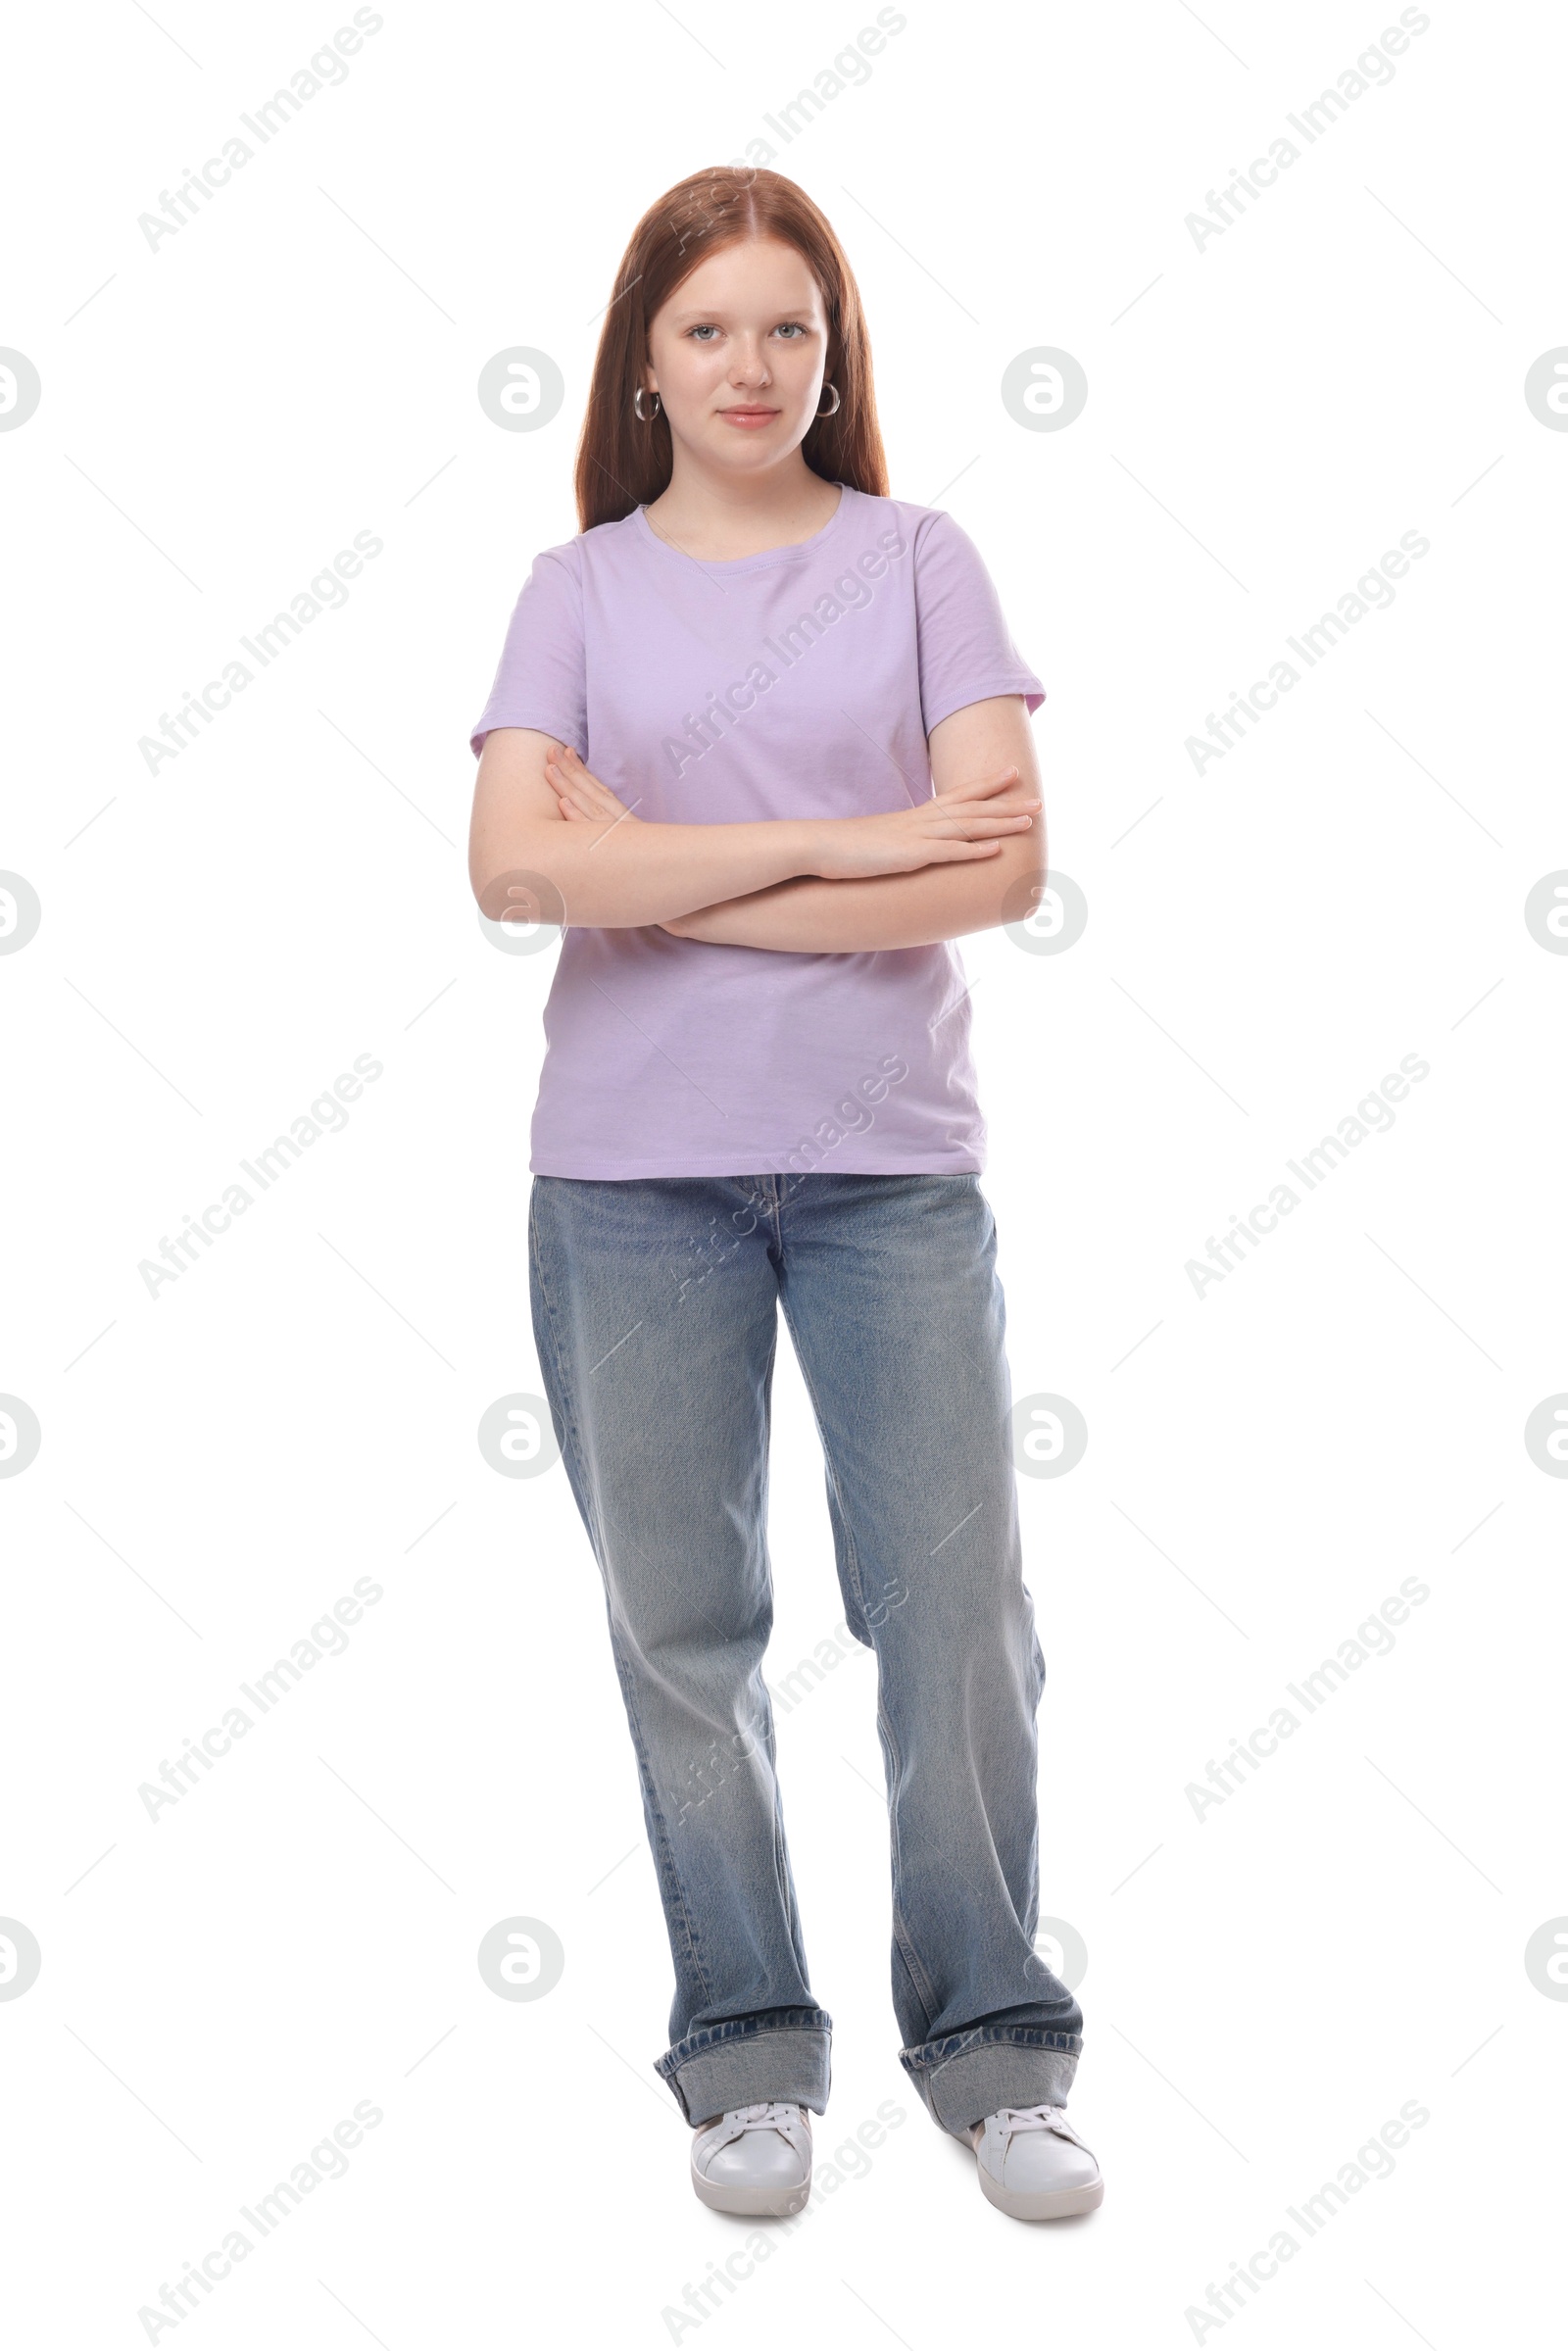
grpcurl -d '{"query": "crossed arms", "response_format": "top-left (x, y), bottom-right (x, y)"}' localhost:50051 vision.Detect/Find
top-left (466, 693), bottom-right (1045, 954)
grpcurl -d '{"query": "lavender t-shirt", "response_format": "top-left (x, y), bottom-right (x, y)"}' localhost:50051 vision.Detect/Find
top-left (469, 484), bottom-right (1044, 1178)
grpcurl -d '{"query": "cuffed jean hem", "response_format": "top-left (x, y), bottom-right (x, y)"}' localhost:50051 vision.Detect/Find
top-left (654, 2009), bottom-right (834, 2125)
top-left (899, 2028), bottom-right (1081, 2134)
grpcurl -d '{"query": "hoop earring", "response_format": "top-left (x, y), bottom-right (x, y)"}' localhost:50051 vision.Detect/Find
top-left (816, 381), bottom-right (841, 418)
top-left (633, 386), bottom-right (662, 421)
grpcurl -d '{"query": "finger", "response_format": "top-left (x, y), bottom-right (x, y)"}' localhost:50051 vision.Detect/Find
top-left (935, 801), bottom-right (1040, 824)
top-left (545, 758), bottom-right (598, 814)
top-left (549, 746), bottom-right (596, 791)
top-left (925, 839), bottom-right (1004, 861)
top-left (559, 745), bottom-right (622, 808)
top-left (932, 788), bottom-right (1040, 814)
top-left (933, 813), bottom-right (1036, 838)
top-left (935, 764), bottom-right (1021, 802)
top-left (558, 761), bottom-right (625, 819)
top-left (929, 796), bottom-right (1040, 823)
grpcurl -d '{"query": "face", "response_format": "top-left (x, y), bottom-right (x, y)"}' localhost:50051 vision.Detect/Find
top-left (644, 235), bottom-right (834, 476)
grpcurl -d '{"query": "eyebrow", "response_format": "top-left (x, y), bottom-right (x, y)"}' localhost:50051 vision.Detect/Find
top-left (665, 308), bottom-right (817, 324)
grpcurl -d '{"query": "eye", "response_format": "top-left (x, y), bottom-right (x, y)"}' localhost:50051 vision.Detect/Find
top-left (687, 324), bottom-right (720, 342)
top-left (774, 322), bottom-right (808, 339)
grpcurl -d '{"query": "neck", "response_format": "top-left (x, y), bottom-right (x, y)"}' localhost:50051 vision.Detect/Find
top-left (645, 456), bottom-right (841, 561)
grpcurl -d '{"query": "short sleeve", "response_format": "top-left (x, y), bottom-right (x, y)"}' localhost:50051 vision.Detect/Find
top-left (912, 511), bottom-right (1045, 737)
top-left (468, 547), bottom-right (587, 758)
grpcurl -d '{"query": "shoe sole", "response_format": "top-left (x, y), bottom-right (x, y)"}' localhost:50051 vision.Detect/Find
top-left (976, 2169), bottom-right (1104, 2223)
top-left (690, 2158), bottom-right (810, 2218)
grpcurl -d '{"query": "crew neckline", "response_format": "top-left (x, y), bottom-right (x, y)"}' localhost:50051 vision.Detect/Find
top-left (634, 483), bottom-right (853, 573)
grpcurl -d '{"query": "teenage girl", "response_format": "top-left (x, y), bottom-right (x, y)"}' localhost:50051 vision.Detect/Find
top-left (467, 167), bottom-right (1102, 2225)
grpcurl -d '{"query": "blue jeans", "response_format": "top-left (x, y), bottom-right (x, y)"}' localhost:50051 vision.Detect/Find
top-left (528, 1171), bottom-right (1083, 2132)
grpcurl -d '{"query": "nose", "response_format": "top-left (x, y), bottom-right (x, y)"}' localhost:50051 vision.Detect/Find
top-left (729, 338), bottom-right (770, 386)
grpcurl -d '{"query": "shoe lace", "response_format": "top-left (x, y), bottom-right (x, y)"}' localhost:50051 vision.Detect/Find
top-left (704, 2101), bottom-right (804, 2150)
top-left (987, 2103), bottom-right (1086, 2152)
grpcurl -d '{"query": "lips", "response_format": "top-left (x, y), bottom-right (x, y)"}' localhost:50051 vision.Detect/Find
top-left (718, 407), bottom-right (779, 423)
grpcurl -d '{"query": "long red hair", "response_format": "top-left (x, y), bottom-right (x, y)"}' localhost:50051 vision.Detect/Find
top-left (573, 168), bottom-right (889, 533)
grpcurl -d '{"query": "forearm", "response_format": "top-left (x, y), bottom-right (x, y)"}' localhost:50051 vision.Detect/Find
top-left (471, 814), bottom-right (816, 930)
top-left (471, 719), bottom-right (1039, 932)
top-left (668, 842), bottom-right (1047, 952)
top-left (667, 696), bottom-right (1046, 951)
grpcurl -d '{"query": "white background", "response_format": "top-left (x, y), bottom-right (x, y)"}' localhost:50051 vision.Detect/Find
top-left (3, 0), bottom-right (1565, 2343)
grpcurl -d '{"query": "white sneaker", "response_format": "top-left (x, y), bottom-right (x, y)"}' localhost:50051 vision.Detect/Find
top-left (691, 2101), bottom-right (813, 2216)
top-left (967, 2104), bottom-right (1103, 2221)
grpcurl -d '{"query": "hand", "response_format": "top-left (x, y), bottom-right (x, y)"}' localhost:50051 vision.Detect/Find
top-left (662, 764), bottom-right (1042, 943)
top-left (801, 765), bottom-right (1039, 880)
top-left (544, 743), bottom-right (643, 834)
